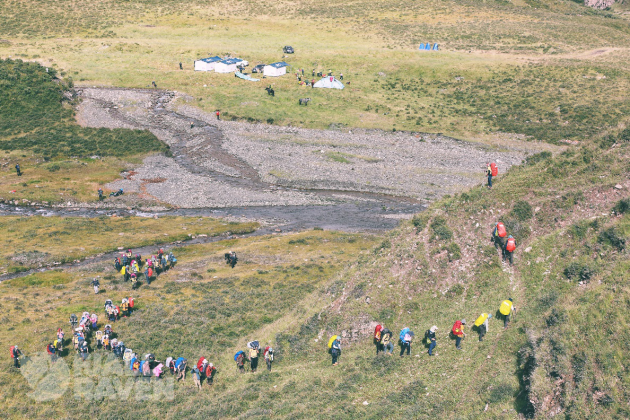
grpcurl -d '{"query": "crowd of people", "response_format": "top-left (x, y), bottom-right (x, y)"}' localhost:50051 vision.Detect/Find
top-left (114, 248), bottom-right (178, 289)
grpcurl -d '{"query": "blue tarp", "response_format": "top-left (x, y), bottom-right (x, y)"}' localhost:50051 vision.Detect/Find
top-left (199, 56), bottom-right (222, 63)
top-left (268, 61), bottom-right (290, 69)
top-left (220, 58), bottom-right (243, 65)
top-left (235, 71), bottom-right (259, 82)
top-left (419, 43), bottom-right (439, 51)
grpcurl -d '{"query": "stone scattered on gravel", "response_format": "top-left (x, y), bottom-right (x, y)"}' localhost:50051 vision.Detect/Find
top-left (76, 87), bottom-right (527, 209)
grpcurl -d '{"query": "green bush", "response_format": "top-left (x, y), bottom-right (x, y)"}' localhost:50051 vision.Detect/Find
top-left (510, 200), bottom-right (533, 221)
top-left (411, 213), bottom-right (429, 232)
top-left (442, 242), bottom-right (462, 261)
top-left (430, 216), bottom-right (453, 241)
top-left (563, 262), bottom-right (595, 282)
top-left (598, 227), bottom-right (626, 251)
top-left (525, 151), bottom-right (552, 166)
top-left (612, 199), bottom-right (630, 215)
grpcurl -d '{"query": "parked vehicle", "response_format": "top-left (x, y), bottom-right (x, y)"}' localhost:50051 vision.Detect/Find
top-left (252, 64), bottom-right (266, 73)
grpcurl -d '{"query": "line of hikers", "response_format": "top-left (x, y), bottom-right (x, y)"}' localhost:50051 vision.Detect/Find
top-left (327, 298), bottom-right (517, 365)
top-left (491, 221), bottom-right (517, 265)
top-left (114, 248), bottom-right (177, 289)
top-left (234, 341), bottom-right (274, 374)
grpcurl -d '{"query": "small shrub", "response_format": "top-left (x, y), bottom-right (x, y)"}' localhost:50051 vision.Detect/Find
top-left (374, 239), bottom-right (391, 253)
top-left (510, 200), bottom-right (533, 221)
top-left (563, 262), bottom-right (595, 282)
top-left (411, 213), bottom-right (429, 232)
top-left (545, 308), bottom-right (567, 327)
top-left (612, 199), bottom-right (630, 215)
top-left (525, 151), bottom-right (552, 166)
top-left (598, 227), bottom-right (626, 251)
top-left (445, 284), bottom-right (465, 297)
top-left (442, 242), bottom-right (461, 261)
top-left (430, 216), bottom-right (453, 241)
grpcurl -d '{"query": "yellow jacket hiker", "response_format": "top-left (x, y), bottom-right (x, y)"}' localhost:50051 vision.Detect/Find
top-left (500, 299), bottom-right (516, 328)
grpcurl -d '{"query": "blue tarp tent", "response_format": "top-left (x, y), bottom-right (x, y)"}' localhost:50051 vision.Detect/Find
top-left (235, 71), bottom-right (259, 82)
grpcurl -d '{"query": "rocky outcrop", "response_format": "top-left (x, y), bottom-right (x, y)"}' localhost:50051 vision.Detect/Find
top-left (584, 0), bottom-right (620, 9)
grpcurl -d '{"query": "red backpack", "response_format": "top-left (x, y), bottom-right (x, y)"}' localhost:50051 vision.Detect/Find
top-left (10, 346), bottom-right (15, 358)
top-left (452, 320), bottom-right (462, 335)
top-left (374, 325), bottom-right (383, 341)
top-left (490, 162), bottom-right (498, 177)
top-left (129, 297), bottom-right (134, 308)
top-left (506, 237), bottom-right (516, 252)
top-left (148, 268), bottom-right (153, 277)
top-left (496, 222), bottom-right (507, 238)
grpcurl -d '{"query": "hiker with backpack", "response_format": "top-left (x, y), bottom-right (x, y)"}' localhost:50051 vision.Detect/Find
top-left (486, 162), bottom-right (498, 188)
top-left (10, 345), bottom-right (22, 368)
top-left (248, 341), bottom-right (260, 373)
top-left (225, 251), bottom-right (238, 268)
top-left (175, 357), bottom-right (187, 381)
top-left (474, 313), bottom-right (492, 342)
top-left (121, 299), bottom-right (129, 317)
top-left (330, 337), bottom-right (341, 366)
top-left (235, 351), bottom-right (247, 373)
top-left (491, 221), bottom-right (507, 258)
top-left (425, 326), bottom-right (438, 356)
top-left (503, 235), bottom-right (516, 265)
top-left (452, 319), bottom-right (466, 350)
top-left (191, 367), bottom-right (202, 389)
top-left (374, 325), bottom-right (384, 355)
top-left (69, 313), bottom-right (78, 329)
top-left (46, 342), bottom-right (57, 362)
top-left (205, 363), bottom-right (217, 385)
top-left (381, 328), bottom-right (394, 355)
top-left (57, 328), bottom-right (65, 351)
top-left (15, 163), bottom-right (21, 176)
top-left (264, 347), bottom-right (274, 371)
top-left (79, 340), bottom-right (89, 361)
top-left (499, 298), bottom-right (516, 328)
top-left (91, 278), bottom-right (100, 294)
top-left (399, 328), bottom-right (413, 357)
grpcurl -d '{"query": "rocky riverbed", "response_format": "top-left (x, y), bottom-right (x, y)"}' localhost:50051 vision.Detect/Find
top-left (76, 87), bottom-right (528, 210)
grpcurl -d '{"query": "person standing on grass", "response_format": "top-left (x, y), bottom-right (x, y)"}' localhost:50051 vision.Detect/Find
top-left (46, 342), bottom-right (57, 363)
top-left (15, 163), bottom-right (21, 176)
top-left (340, 73), bottom-right (343, 81)
top-left (91, 278), bottom-right (100, 294)
top-left (486, 162), bottom-right (492, 188)
top-left (249, 346), bottom-right (259, 373)
top-left (264, 346), bottom-right (274, 371)
top-left (179, 62), bottom-right (183, 70)
top-left (427, 326), bottom-right (438, 356)
top-left (499, 298), bottom-right (516, 329)
top-left (381, 329), bottom-right (394, 355)
top-left (399, 328), bottom-right (412, 357)
top-left (216, 110), bottom-right (220, 120)
top-left (152, 81), bottom-right (157, 88)
top-left (311, 79), bottom-right (315, 88)
top-left (503, 235), bottom-right (516, 265)
top-left (11, 345), bottom-right (22, 368)
top-left (491, 221), bottom-right (507, 258)
top-left (453, 319), bottom-right (466, 350)
top-left (331, 337), bottom-right (341, 366)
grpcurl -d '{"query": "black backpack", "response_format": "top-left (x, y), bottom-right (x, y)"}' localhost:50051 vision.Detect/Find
top-left (424, 329), bottom-right (431, 343)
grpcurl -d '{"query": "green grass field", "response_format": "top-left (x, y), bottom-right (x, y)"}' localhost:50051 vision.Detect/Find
top-left (1, 0), bottom-right (629, 142)
top-left (0, 0), bottom-right (629, 418)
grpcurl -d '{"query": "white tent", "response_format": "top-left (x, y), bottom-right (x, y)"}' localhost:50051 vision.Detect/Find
top-left (314, 76), bottom-right (344, 89)
top-left (194, 56), bottom-right (222, 72)
top-left (263, 62), bottom-right (289, 77)
top-left (215, 58), bottom-right (244, 73)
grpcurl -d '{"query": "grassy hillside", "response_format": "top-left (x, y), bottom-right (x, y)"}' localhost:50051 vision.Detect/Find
top-left (0, 59), bottom-right (169, 204)
top-left (0, 139), bottom-right (627, 418)
top-left (1, 1), bottom-right (629, 141)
